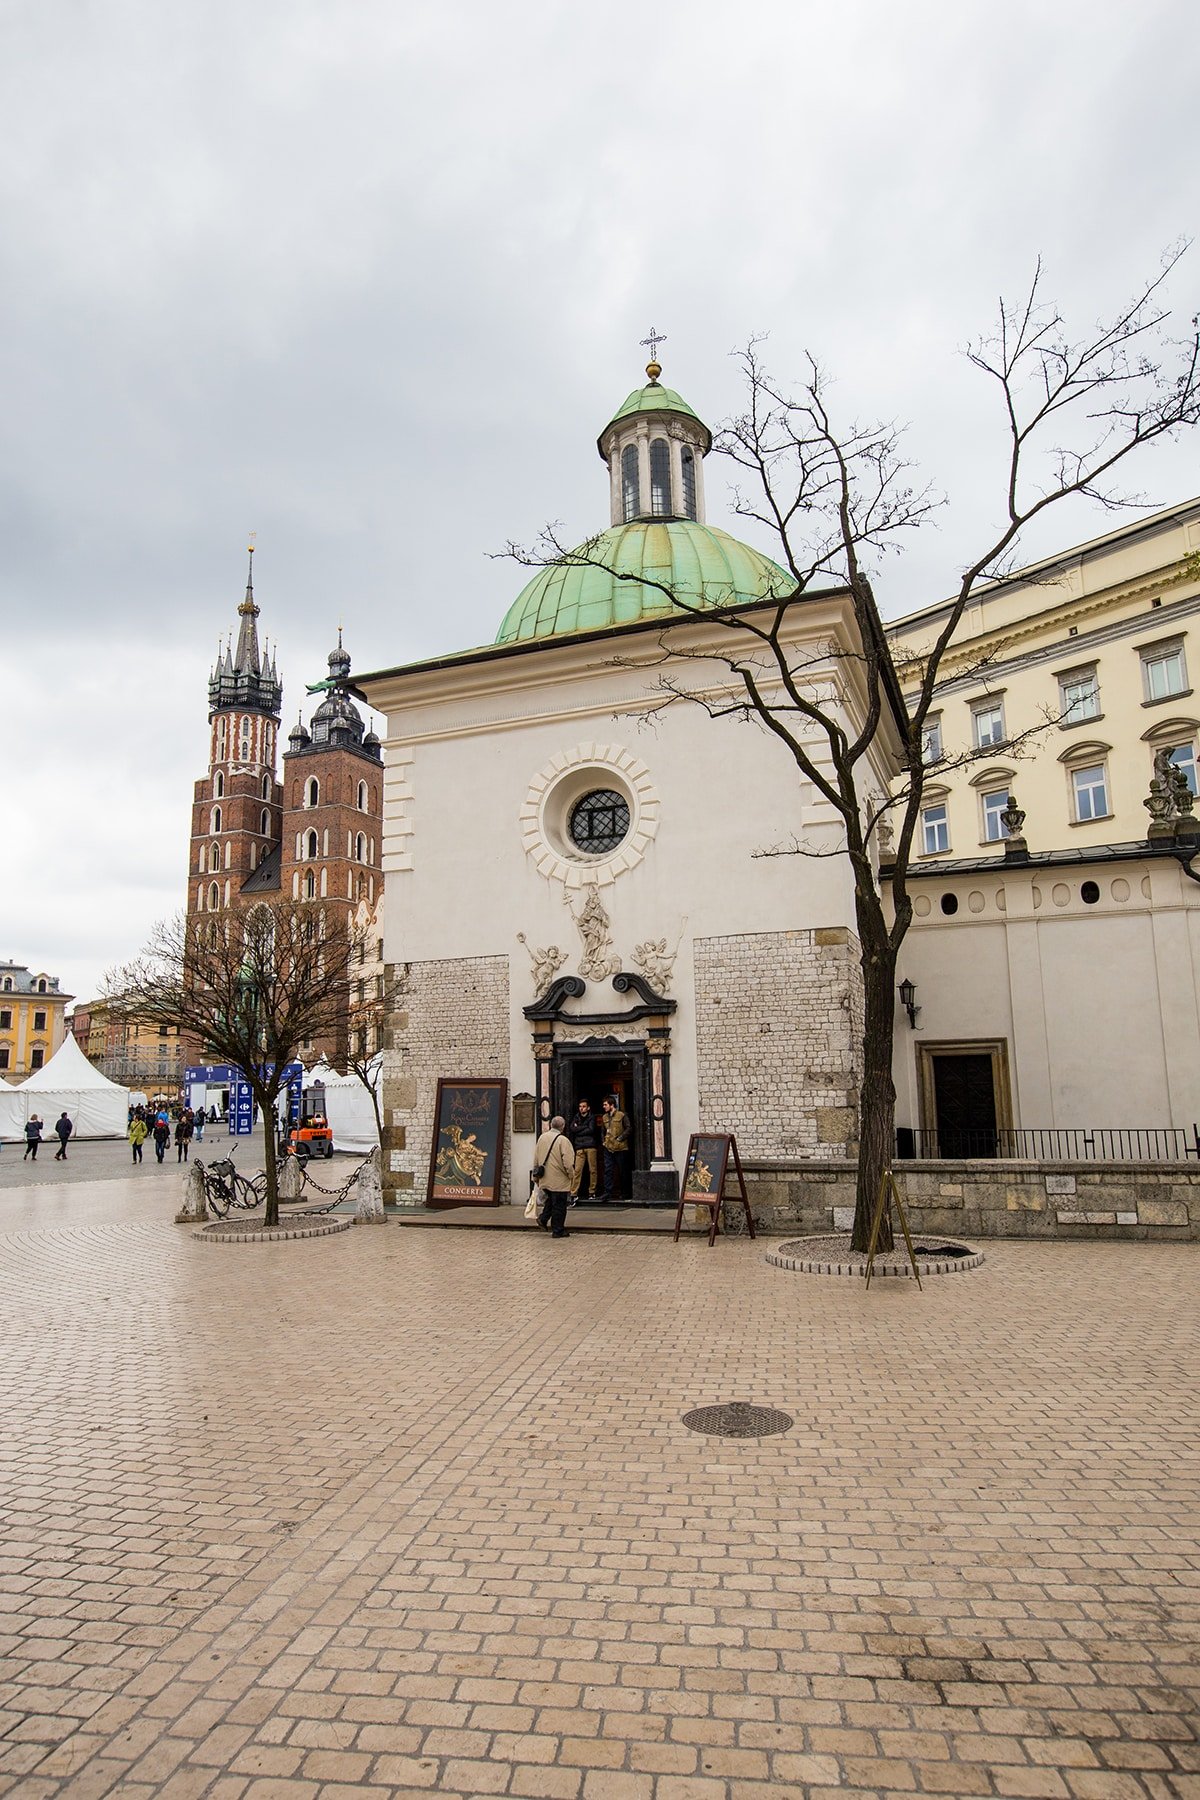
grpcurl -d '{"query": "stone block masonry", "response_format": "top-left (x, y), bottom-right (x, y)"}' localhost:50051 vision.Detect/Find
top-left (731, 1157), bottom-right (1200, 1240)
top-left (694, 926), bottom-right (862, 1159)
top-left (380, 954), bottom-right (510, 1205)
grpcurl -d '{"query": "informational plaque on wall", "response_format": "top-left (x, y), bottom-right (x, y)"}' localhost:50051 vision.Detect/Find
top-left (427, 1078), bottom-right (508, 1207)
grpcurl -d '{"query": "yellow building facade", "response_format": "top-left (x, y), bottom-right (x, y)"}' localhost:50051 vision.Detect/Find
top-left (0, 963), bottom-right (73, 1080)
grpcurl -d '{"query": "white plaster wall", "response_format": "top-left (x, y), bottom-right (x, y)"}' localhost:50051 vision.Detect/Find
top-left (892, 861), bottom-right (1200, 1131)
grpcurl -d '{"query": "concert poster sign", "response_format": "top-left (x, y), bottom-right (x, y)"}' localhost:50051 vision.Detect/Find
top-left (427, 1078), bottom-right (508, 1207)
top-left (680, 1133), bottom-right (732, 1205)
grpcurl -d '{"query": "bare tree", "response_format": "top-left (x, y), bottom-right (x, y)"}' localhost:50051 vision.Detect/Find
top-left (341, 970), bottom-right (400, 1148)
top-left (107, 901), bottom-right (358, 1225)
top-left (510, 252), bottom-right (1200, 1249)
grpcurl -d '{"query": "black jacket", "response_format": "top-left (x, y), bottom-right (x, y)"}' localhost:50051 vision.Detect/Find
top-left (568, 1108), bottom-right (598, 1149)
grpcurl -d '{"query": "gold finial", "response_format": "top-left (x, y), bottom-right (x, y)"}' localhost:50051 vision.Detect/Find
top-left (640, 326), bottom-right (666, 384)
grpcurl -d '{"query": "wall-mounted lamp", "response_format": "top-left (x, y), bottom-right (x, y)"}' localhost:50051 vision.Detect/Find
top-left (898, 978), bottom-right (920, 1029)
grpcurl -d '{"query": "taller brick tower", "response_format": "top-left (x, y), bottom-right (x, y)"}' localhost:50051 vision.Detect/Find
top-left (188, 548), bottom-right (284, 922)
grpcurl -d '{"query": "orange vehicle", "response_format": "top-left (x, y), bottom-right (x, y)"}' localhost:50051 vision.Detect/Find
top-left (286, 1113), bottom-right (334, 1159)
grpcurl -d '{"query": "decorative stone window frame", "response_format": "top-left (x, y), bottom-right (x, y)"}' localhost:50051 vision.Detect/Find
top-left (1138, 634), bottom-right (1190, 706)
top-left (1054, 660), bottom-right (1102, 730)
top-left (969, 692), bottom-right (1007, 750)
top-left (520, 744), bottom-right (660, 889)
top-left (1056, 738), bottom-right (1113, 826)
top-left (919, 783), bottom-right (951, 857)
top-left (1142, 714), bottom-right (1200, 796)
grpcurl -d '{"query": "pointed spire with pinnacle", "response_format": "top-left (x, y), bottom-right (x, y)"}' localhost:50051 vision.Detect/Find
top-left (233, 543), bottom-right (262, 676)
top-left (208, 541), bottom-right (283, 721)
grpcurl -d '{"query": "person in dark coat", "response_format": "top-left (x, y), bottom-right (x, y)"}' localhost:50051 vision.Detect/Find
top-left (23, 1115), bottom-right (43, 1161)
top-left (152, 1114), bottom-right (171, 1164)
top-left (567, 1098), bottom-right (599, 1201)
top-left (53, 1112), bottom-right (73, 1160)
top-left (175, 1113), bottom-right (194, 1163)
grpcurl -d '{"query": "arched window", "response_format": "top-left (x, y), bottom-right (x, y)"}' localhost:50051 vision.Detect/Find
top-left (239, 718), bottom-right (251, 760)
top-left (208, 882), bottom-right (219, 911)
top-left (355, 832), bottom-right (366, 862)
top-left (37, 978), bottom-right (46, 993)
top-left (306, 829), bottom-right (319, 859)
top-left (304, 870), bottom-right (316, 900)
top-left (621, 444), bottom-right (640, 522)
top-left (216, 718), bottom-right (227, 759)
top-left (650, 438), bottom-right (671, 516)
top-left (357, 780), bottom-right (367, 811)
top-left (209, 843), bottom-right (220, 872)
top-left (261, 774), bottom-right (270, 800)
top-left (214, 772), bottom-right (224, 798)
top-left (306, 777), bottom-right (319, 808)
top-left (681, 445), bottom-right (697, 520)
top-left (260, 809), bottom-right (269, 834)
top-left (211, 805), bottom-right (222, 833)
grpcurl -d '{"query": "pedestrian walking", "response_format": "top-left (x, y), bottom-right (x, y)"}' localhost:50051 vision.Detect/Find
top-left (53, 1111), bottom-right (74, 1160)
top-left (174, 1113), bottom-right (193, 1163)
top-left (193, 1107), bottom-right (205, 1143)
top-left (152, 1114), bottom-right (171, 1164)
top-left (23, 1115), bottom-right (43, 1161)
top-left (128, 1116), bottom-right (148, 1164)
top-left (531, 1114), bottom-right (575, 1239)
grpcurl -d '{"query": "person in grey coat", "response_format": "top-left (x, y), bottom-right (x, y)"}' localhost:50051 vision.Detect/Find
top-left (531, 1115), bottom-right (575, 1239)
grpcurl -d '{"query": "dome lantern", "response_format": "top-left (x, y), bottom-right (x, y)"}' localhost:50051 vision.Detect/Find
top-left (597, 340), bottom-right (712, 529)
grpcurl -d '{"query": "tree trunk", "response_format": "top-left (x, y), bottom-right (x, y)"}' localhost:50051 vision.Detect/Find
top-left (851, 906), bottom-right (898, 1253)
top-left (261, 1103), bottom-right (280, 1228)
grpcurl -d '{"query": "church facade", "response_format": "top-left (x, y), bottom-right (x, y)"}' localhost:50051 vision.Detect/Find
top-left (358, 364), bottom-right (901, 1206)
top-left (185, 554), bottom-right (384, 1068)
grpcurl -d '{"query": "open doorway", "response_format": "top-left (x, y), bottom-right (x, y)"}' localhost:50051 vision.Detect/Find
top-left (552, 1042), bottom-right (650, 1202)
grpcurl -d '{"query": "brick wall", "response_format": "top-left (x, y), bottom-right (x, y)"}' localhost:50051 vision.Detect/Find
top-left (694, 927), bottom-right (862, 1159)
top-left (381, 955), bottom-right (510, 1204)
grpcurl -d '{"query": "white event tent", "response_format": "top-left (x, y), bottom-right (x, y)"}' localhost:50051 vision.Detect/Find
top-left (0, 1034), bottom-right (130, 1140)
top-left (305, 1057), bottom-right (381, 1154)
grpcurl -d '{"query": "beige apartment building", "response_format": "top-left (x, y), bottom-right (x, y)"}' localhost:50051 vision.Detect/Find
top-left (885, 499), bottom-right (1200, 1153)
top-left (0, 962), bottom-right (72, 1079)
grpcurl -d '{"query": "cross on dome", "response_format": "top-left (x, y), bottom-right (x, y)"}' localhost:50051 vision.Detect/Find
top-left (639, 325), bottom-right (667, 382)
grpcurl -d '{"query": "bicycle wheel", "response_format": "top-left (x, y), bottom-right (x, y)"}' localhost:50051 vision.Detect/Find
top-left (245, 1173), bottom-right (268, 1206)
top-left (206, 1178), bottom-right (231, 1218)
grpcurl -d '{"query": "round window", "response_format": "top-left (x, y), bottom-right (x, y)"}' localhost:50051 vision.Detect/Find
top-left (568, 789), bottom-right (631, 855)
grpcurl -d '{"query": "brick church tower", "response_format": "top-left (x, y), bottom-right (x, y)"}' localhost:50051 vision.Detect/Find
top-left (185, 553), bottom-right (383, 1071)
top-left (188, 548), bottom-right (283, 921)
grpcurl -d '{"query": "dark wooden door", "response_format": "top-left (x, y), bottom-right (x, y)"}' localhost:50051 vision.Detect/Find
top-left (932, 1053), bottom-right (998, 1157)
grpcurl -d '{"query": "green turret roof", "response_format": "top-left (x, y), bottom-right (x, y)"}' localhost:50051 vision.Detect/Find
top-left (597, 381), bottom-right (712, 456)
top-left (495, 520), bottom-right (792, 645)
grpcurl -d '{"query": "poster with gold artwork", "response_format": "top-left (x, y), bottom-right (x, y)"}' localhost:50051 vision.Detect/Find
top-left (427, 1079), bottom-right (508, 1206)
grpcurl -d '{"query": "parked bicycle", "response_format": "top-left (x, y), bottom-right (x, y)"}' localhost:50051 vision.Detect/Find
top-left (195, 1152), bottom-right (268, 1218)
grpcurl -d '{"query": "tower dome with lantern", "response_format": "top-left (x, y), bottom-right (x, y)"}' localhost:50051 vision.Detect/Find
top-left (496, 332), bottom-right (791, 645)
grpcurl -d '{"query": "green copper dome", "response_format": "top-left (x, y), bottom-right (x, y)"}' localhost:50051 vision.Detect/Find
top-left (495, 520), bottom-right (792, 645)
top-left (597, 380), bottom-right (712, 455)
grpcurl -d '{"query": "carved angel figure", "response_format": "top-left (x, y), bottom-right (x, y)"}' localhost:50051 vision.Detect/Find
top-left (516, 933), bottom-right (566, 995)
top-left (633, 937), bottom-right (677, 992)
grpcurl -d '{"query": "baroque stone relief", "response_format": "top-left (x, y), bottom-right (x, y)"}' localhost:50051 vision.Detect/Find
top-left (564, 883), bottom-right (621, 980)
top-left (632, 919), bottom-right (686, 993)
top-left (516, 933), bottom-right (566, 995)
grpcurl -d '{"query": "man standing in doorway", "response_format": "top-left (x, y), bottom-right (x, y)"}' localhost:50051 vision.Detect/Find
top-left (568, 1097), bottom-right (599, 1203)
top-left (600, 1095), bottom-right (629, 1203)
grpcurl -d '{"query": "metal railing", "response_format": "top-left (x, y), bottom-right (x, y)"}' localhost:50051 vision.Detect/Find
top-left (895, 1124), bottom-right (1200, 1163)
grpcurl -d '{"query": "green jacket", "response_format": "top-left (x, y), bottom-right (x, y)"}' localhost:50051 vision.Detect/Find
top-left (603, 1109), bottom-right (630, 1152)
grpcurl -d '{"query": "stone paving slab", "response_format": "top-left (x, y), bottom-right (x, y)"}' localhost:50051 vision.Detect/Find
top-left (0, 1171), bottom-right (1197, 1798)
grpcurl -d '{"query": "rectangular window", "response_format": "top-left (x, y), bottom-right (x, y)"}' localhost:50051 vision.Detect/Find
top-left (1072, 763), bottom-right (1109, 822)
top-left (1141, 642), bottom-right (1187, 702)
top-left (921, 717), bottom-right (943, 763)
top-left (1169, 742), bottom-right (1199, 795)
top-left (0, 1009), bottom-right (9, 1030)
top-left (922, 803), bottom-right (950, 855)
top-left (982, 790), bottom-right (1011, 842)
top-left (1058, 668), bottom-right (1100, 724)
top-left (0, 1047), bottom-right (8, 1069)
top-left (972, 699), bottom-right (1006, 749)
top-left (33, 1010), bottom-right (46, 1031)
top-left (30, 1048), bottom-right (44, 1070)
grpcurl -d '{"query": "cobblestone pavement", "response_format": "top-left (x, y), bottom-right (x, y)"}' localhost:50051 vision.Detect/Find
top-left (0, 1175), bottom-right (1197, 1799)
top-left (0, 1140), bottom-right (281, 1192)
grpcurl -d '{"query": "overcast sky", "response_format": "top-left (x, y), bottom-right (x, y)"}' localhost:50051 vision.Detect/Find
top-left (3, 0), bottom-right (1199, 1008)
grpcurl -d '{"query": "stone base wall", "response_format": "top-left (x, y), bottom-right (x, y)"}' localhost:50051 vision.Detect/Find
top-left (380, 954), bottom-right (510, 1205)
top-left (694, 927), bottom-right (862, 1160)
top-left (725, 1160), bottom-right (1200, 1240)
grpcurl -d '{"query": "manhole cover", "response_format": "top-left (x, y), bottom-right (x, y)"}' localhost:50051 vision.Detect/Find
top-left (681, 1401), bottom-right (794, 1439)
